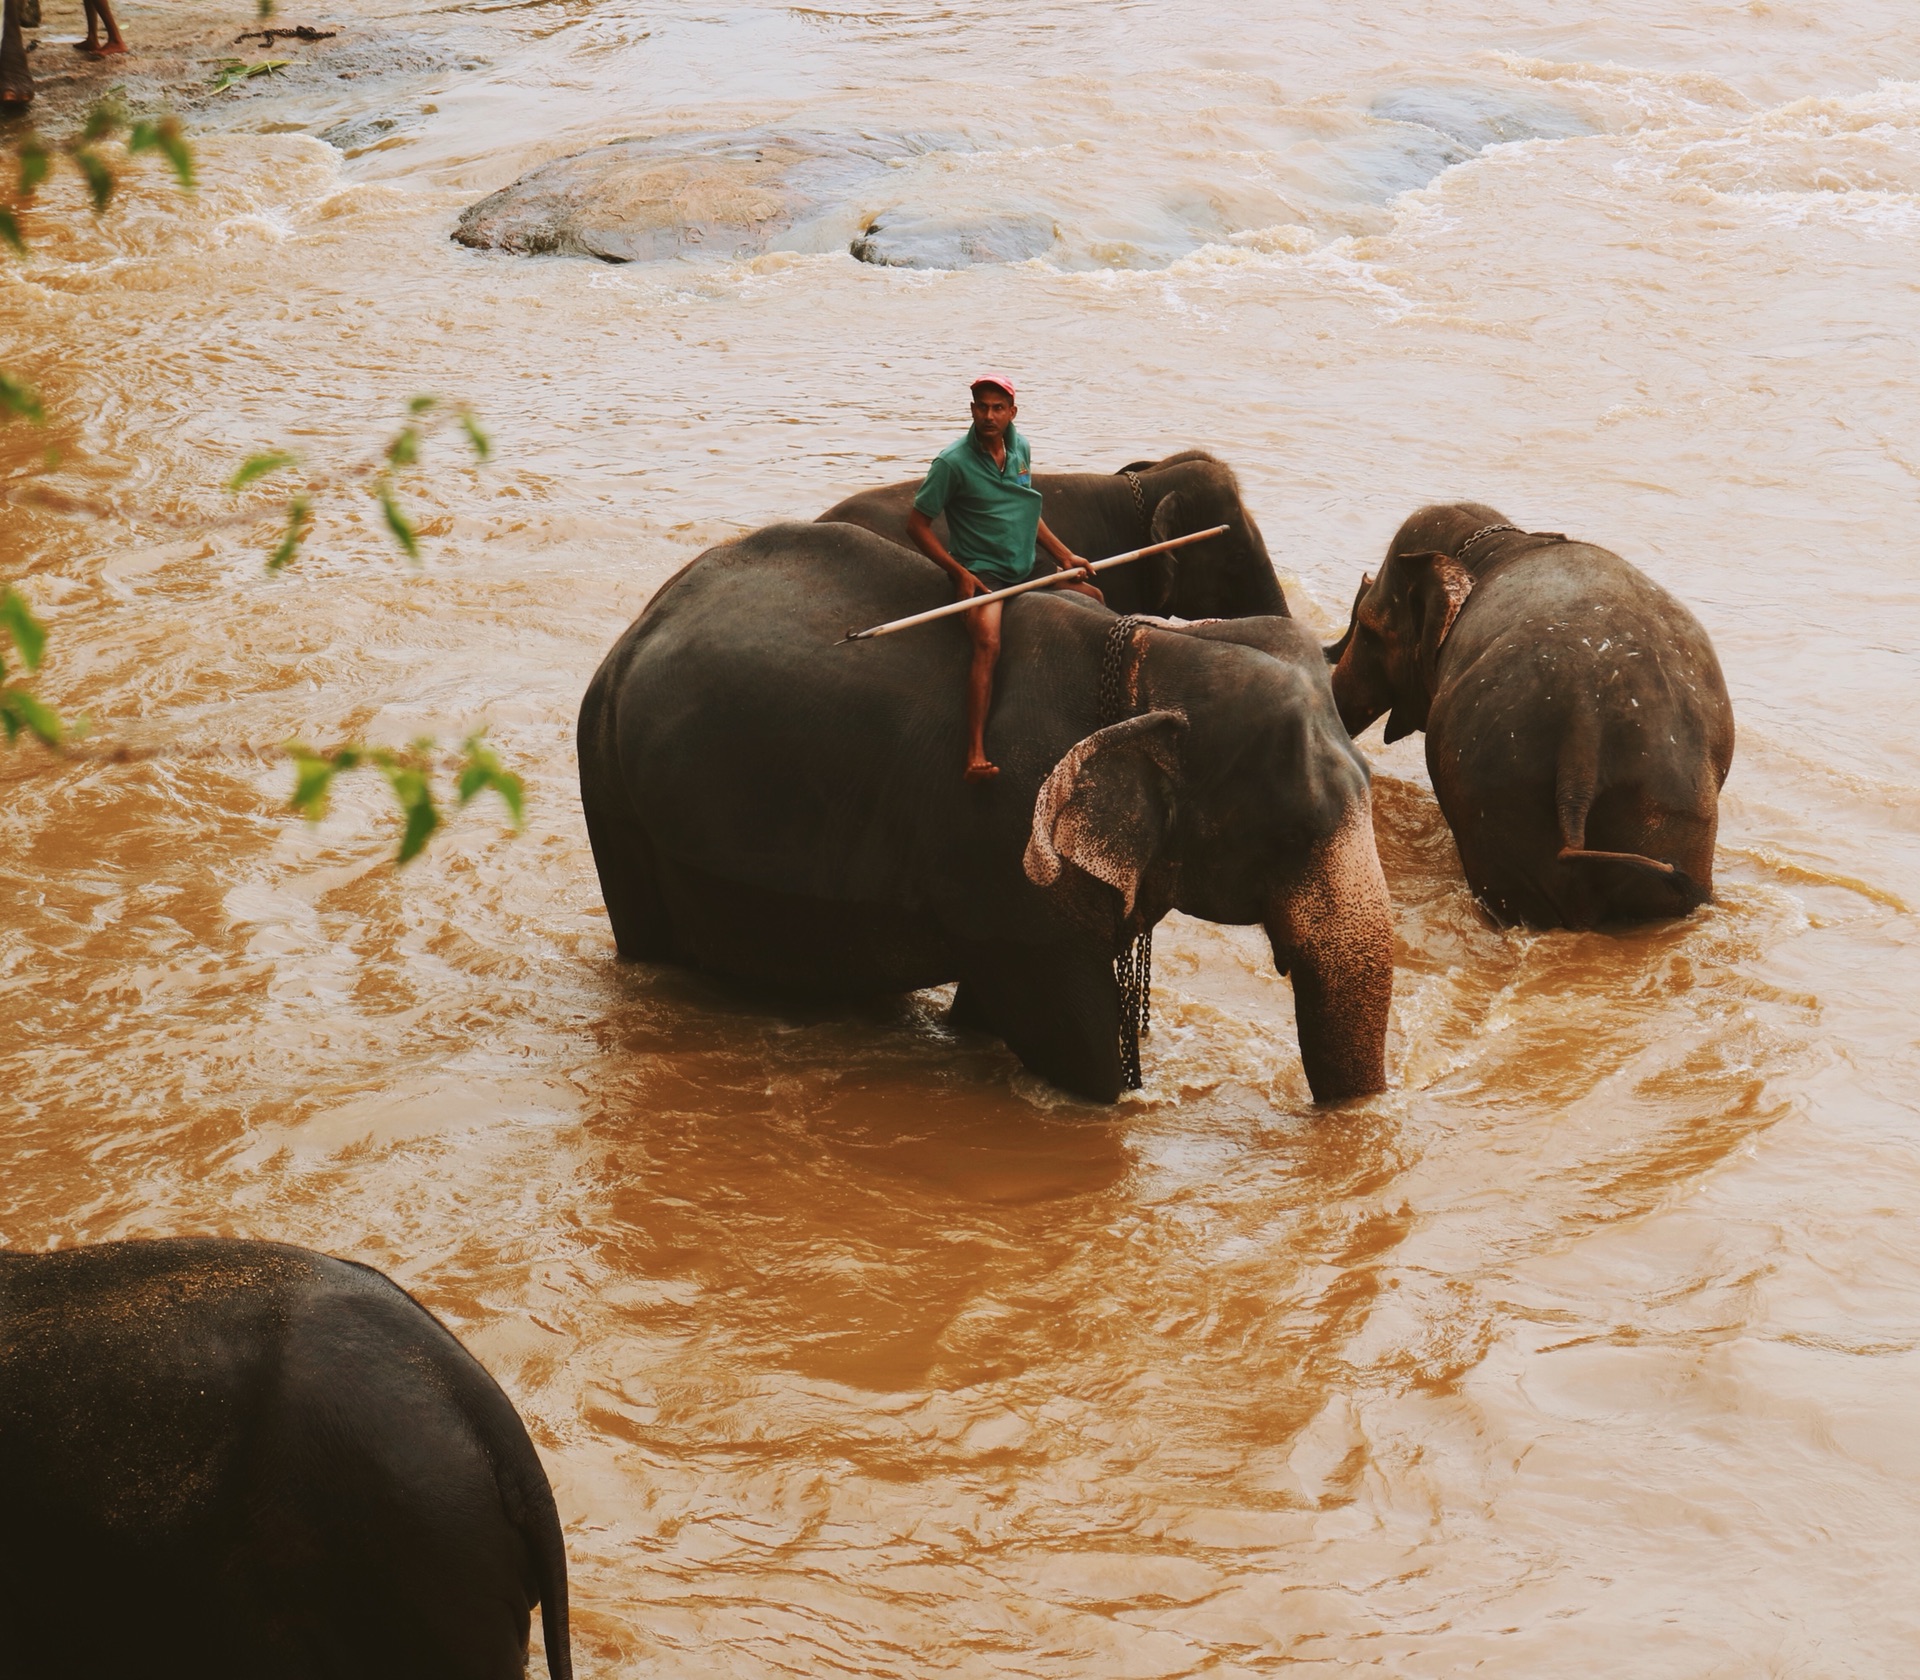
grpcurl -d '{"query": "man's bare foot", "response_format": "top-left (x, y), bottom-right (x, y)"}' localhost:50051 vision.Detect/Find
top-left (73, 38), bottom-right (127, 54)
top-left (964, 759), bottom-right (1000, 783)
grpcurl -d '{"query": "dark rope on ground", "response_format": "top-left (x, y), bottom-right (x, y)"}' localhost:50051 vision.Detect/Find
top-left (232, 26), bottom-right (338, 45)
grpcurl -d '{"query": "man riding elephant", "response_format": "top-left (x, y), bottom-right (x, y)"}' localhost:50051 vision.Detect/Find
top-left (578, 520), bottom-right (1393, 1103)
top-left (822, 443), bottom-right (1290, 624)
top-left (902, 374), bottom-right (1105, 782)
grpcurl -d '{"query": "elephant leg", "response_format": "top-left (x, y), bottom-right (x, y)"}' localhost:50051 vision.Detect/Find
top-left (579, 783), bottom-right (676, 961)
top-left (954, 942), bottom-right (1124, 1102)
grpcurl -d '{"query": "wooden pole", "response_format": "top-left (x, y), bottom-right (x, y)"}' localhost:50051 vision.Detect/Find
top-left (841, 525), bottom-right (1231, 643)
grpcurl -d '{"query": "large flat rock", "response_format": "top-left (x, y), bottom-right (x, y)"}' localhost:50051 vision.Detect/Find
top-left (452, 131), bottom-right (922, 263)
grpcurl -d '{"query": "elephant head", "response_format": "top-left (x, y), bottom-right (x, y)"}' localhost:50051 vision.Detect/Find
top-left (1118, 451), bottom-right (1290, 619)
top-left (1024, 663), bottom-right (1392, 1102)
top-left (1325, 501), bottom-right (1524, 741)
top-left (1323, 552), bottom-right (1475, 742)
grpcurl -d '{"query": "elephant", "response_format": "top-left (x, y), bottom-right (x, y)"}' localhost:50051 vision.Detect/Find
top-left (0, 1237), bottom-right (572, 1680)
top-left (577, 520), bottom-right (1393, 1103)
top-left (1324, 501), bottom-right (1735, 928)
top-left (818, 448), bottom-right (1291, 622)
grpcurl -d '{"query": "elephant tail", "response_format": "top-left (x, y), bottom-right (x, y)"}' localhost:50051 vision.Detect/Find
top-left (534, 1504), bottom-right (574, 1680)
top-left (1554, 713), bottom-right (1708, 906)
top-left (461, 1351), bottom-right (574, 1680)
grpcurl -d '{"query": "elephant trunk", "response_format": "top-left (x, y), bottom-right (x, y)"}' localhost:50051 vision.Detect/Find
top-left (1322, 573), bottom-right (1368, 665)
top-left (1265, 801), bottom-right (1393, 1101)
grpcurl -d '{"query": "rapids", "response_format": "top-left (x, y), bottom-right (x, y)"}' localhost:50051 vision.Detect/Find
top-left (4, 0), bottom-right (1920, 1671)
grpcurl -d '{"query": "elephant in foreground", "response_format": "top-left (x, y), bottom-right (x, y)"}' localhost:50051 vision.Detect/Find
top-left (578, 521), bottom-right (1392, 1102)
top-left (0, 1238), bottom-right (572, 1680)
top-left (1326, 501), bottom-right (1734, 928)
top-left (819, 448), bottom-right (1291, 621)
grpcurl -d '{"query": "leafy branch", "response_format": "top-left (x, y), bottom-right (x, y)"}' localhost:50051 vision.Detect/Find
top-left (228, 395), bottom-right (492, 572)
top-left (1, 101), bottom-right (194, 254)
top-left (0, 116), bottom-right (523, 871)
top-left (288, 733), bottom-right (525, 865)
top-left (0, 586), bottom-right (76, 748)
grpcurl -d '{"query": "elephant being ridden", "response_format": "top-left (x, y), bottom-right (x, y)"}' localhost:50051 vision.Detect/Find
top-left (578, 521), bottom-right (1392, 1103)
top-left (820, 448), bottom-right (1290, 622)
top-left (0, 1237), bottom-right (571, 1680)
top-left (1325, 501), bottom-right (1735, 928)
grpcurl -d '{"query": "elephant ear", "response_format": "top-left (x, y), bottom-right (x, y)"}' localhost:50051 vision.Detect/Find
top-left (1405, 550), bottom-right (1474, 688)
top-left (1025, 711), bottom-right (1187, 916)
top-left (1149, 490), bottom-right (1186, 544)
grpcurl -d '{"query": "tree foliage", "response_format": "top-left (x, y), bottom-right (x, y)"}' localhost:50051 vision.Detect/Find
top-left (2, 112), bottom-right (527, 868)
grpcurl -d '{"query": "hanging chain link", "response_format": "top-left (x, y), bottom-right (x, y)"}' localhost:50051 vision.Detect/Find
top-left (1457, 521), bottom-right (1522, 555)
top-left (1100, 612), bottom-right (1155, 1090)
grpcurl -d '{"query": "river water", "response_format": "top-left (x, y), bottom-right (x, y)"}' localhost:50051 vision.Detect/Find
top-left (4, 0), bottom-right (1920, 1672)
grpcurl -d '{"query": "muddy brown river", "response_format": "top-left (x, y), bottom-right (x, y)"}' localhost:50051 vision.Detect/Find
top-left (5, 0), bottom-right (1920, 1671)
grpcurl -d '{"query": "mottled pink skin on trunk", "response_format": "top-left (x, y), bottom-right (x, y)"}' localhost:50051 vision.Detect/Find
top-left (1265, 799), bottom-right (1393, 1101)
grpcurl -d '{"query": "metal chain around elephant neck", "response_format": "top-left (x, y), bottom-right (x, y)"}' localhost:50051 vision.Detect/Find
top-left (1458, 522), bottom-right (1523, 555)
top-left (1122, 469), bottom-right (1150, 535)
top-left (1101, 613), bottom-right (1157, 1090)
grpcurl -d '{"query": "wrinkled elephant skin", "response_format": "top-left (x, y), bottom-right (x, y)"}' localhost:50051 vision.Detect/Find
top-left (578, 523), bottom-right (1390, 1102)
top-left (1326, 500), bottom-right (1735, 928)
top-left (819, 449), bottom-right (1290, 622)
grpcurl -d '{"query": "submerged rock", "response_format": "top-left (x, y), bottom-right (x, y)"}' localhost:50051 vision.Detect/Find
top-left (1368, 86), bottom-right (1595, 153)
top-left (850, 210), bottom-right (1057, 270)
top-left (453, 131), bottom-right (922, 263)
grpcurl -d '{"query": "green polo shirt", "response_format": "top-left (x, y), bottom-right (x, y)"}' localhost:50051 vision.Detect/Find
top-left (912, 424), bottom-right (1043, 585)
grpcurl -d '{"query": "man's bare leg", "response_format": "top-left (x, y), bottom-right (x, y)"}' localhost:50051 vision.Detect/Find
top-left (74, 0), bottom-right (126, 53)
top-left (964, 599), bottom-right (1002, 782)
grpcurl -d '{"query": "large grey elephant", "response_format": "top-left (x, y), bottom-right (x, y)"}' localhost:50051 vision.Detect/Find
top-left (1325, 501), bottom-right (1734, 928)
top-left (819, 449), bottom-right (1290, 621)
top-left (578, 521), bottom-right (1393, 1102)
top-left (0, 1237), bottom-right (571, 1680)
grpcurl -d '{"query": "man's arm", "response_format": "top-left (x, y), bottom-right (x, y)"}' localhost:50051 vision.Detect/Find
top-left (906, 507), bottom-right (986, 600)
top-left (1036, 518), bottom-right (1100, 592)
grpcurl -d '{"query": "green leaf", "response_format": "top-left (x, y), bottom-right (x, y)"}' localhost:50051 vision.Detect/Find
top-left (455, 732), bottom-right (526, 828)
top-left (407, 394), bottom-right (438, 416)
top-left (73, 149), bottom-right (114, 214)
top-left (1, 587), bottom-right (48, 672)
top-left (385, 425), bottom-right (419, 469)
top-left (211, 59), bottom-right (289, 91)
top-left (0, 209), bottom-right (25, 258)
top-left (379, 762), bottom-right (440, 865)
top-left (378, 484), bottom-right (420, 563)
top-left (1, 685), bottom-right (66, 748)
top-left (287, 744), bottom-right (360, 820)
top-left (459, 411), bottom-right (492, 463)
top-left (80, 101), bottom-right (125, 144)
top-left (258, 0), bottom-right (274, 16)
top-left (266, 495), bottom-right (312, 573)
top-left (227, 450), bottom-right (297, 493)
top-left (17, 140), bottom-right (51, 198)
top-left (0, 373), bottom-right (44, 425)
top-left (129, 118), bottom-right (195, 192)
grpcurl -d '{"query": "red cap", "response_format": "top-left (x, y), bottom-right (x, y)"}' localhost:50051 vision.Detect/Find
top-left (970, 372), bottom-right (1017, 401)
